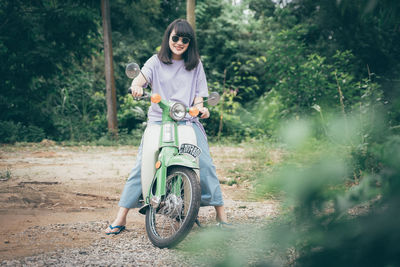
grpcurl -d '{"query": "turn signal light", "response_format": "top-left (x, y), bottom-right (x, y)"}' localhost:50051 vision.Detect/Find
top-left (155, 161), bottom-right (162, 169)
top-left (189, 107), bottom-right (199, 117)
top-left (151, 94), bottom-right (161, 103)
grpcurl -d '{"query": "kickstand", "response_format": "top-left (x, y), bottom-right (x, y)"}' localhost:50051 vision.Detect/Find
top-left (195, 218), bottom-right (203, 228)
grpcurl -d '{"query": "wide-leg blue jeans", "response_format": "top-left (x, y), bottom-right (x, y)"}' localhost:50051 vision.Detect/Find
top-left (118, 122), bottom-right (224, 208)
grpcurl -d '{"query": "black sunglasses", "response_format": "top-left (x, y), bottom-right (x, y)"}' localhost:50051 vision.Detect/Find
top-left (171, 35), bottom-right (190, 44)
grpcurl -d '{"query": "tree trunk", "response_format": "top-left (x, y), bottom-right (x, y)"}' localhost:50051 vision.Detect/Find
top-left (101, 0), bottom-right (118, 137)
top-left (186, 0), bottom-right (196, 31)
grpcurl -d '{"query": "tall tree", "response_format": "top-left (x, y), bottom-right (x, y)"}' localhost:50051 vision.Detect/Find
top-left (187, 0), bottom-right (196, 30)
top-left (101, 0), bottom-right (118, 136)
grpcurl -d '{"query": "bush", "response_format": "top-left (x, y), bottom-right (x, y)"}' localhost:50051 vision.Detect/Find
top-left (18, 124), bottom-right (46, 142)
top-left (0, 121), bottom-right (19, 143)
top-left (0, 121), bottom-right (45, 143)
top-left (186, 104), bottom-right (400, 266)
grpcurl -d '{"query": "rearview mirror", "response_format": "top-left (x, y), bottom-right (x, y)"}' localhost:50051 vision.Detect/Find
top-left (207, 92), bottom-right (220, 106)
top-left (125, 62), bottom-right (141, 79)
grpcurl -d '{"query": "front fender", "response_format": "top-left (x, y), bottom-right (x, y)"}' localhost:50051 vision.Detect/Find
top-left (166, 154), bottom-right (199, 169)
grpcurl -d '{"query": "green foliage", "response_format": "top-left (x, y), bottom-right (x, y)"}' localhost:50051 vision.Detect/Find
top-left (291, 135), bottom-right (400, 267)
top-left (0, 121), bottom-right (45, 143)
top-left (186, 106), bottom-right (400, 265)
top-left (48, 57), bottom-right (107, 141)
top-left (197, 0), bottom-right (273, 104)
top-left (0, 0), bottom-right (100, 138)
top-left (0, 0), bottom-right (185, 143)
top-left (0, 167), bottom-right (12, 182)
top-left (195, 0), bottom-right (391, 143)
top-left (264, 29), bottom-right (362, 114)
top-left (0, 121), bottom-right (19, 144)
top-left (90, 128), bottom-right (143, 146)
top-left (117, 94), bottom-right (149, 133)
top-left (285, 0), bottom-right (400, 124)
top-left (289, 0), bottom-right (400, 78)
top-left (1, 0), bottom-right (399, 147)
top-left (183, 39), bottom-right (395, 262)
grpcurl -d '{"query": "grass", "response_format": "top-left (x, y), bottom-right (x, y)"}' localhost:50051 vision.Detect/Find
top-left (0, 167), bottom-right (12, 181)
top-left (226, 140), bottom-right (286, 183)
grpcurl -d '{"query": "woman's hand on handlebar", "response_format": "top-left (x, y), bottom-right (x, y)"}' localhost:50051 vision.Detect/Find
top-left (198, 107), bottom-right (210, 119)
top-left (130, 85), bottom-right (143, 98)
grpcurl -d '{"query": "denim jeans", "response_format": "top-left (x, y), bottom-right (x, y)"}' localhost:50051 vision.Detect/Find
top-left (118, 122), bottom-right (224, 208)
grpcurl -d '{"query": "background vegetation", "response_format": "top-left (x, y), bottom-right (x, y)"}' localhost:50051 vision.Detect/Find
top-left (1, 0), bottom-right (399, 265)
top-left (1, 0), bottom-right (399, 143)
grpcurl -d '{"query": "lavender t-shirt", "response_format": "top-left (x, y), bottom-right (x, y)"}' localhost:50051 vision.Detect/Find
top-left (141, 55), bottom-right (209, 122)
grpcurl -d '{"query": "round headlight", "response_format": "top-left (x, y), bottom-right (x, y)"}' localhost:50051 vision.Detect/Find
top-left (170, 102), bottom-right (186, 121)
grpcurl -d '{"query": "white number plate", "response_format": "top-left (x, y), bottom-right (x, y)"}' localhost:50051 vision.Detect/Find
top-left (179, 143), bottom-right (202, 158)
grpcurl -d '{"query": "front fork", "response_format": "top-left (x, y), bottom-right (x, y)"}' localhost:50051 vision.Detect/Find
top-left (150, 147), bottom-right (175, 207)
top-left (148, 121), bottom-right (181, 208)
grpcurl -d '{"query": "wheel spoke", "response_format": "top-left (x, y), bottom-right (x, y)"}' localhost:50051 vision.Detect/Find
top-left (159, 214), bottom-right (166, 237)
top-left (169, 218), bottom-right (177, 233)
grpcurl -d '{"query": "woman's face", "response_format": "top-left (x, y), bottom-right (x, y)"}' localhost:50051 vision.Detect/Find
top-left (169, 29), bottom-right (190, 60)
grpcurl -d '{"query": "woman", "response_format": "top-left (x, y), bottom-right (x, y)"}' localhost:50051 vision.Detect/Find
top-left (105, 19), bottom-right (229, 235)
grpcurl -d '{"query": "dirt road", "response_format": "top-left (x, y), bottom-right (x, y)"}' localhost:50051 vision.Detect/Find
top-left (0, 144), bottom-right (279, 265)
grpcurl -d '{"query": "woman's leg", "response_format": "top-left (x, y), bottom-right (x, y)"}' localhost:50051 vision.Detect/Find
top-left (215, 205), bottom-right (228, 223)
top-left (105, 207), bottom-right (129, 234)
top-left (192, 123), bottom-right (229, 223)
top-left (105, 140), bottom-right (144, 233)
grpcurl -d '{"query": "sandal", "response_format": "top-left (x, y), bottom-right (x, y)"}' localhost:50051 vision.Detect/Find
top-left (216, 221), bottom-right (233, 229)
top-left (106, 225), bottom-right (126, 235)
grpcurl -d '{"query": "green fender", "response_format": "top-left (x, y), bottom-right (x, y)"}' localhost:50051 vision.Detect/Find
top-left (138, 154), bottom-right (198, 215)
top-left (166, 154), bottom-right (199, 169)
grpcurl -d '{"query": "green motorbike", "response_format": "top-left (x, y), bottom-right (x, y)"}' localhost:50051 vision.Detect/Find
top-left (126, 63), bottom-right (220, 248)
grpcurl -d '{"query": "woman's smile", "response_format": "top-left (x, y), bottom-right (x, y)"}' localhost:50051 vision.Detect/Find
top-left (174, 45), bottom-right (185, 52)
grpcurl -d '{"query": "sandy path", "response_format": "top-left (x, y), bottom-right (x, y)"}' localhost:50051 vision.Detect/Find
top-left (0, 144), bottom-right (279, 263)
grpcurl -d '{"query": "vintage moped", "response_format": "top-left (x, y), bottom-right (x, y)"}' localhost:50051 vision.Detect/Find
top-left (126, 62), bottom-right (220, 248)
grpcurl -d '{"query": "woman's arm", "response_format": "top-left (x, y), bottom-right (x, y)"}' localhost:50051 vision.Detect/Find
top-left (130, 73), bottom-right (147, 97)
top-left (194, 96), bottom-right (210, 119)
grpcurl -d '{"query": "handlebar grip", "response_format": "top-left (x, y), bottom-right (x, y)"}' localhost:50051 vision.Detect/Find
top-left (128, 88), bottom-right (150, 100)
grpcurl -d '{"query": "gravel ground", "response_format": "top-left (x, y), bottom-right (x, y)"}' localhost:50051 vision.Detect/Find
top-left (0, 145), bottom-right (281, 266)
top-left (1, 199), bottom-right (279, 266)
top-left (1, 221), bottom-right (182, 266)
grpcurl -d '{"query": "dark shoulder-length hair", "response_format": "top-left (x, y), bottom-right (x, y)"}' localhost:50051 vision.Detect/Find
top-left (158, 19), bottom-right (199, 71)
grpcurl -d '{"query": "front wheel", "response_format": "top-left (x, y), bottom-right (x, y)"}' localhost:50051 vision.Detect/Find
top-left (145, 166), bottom-right (201, 248)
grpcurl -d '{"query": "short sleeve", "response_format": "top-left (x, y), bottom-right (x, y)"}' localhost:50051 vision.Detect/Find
top-left (141, 55), bottom-right (158, 86)
top-left (195, 61), bottom-right (209, 97)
